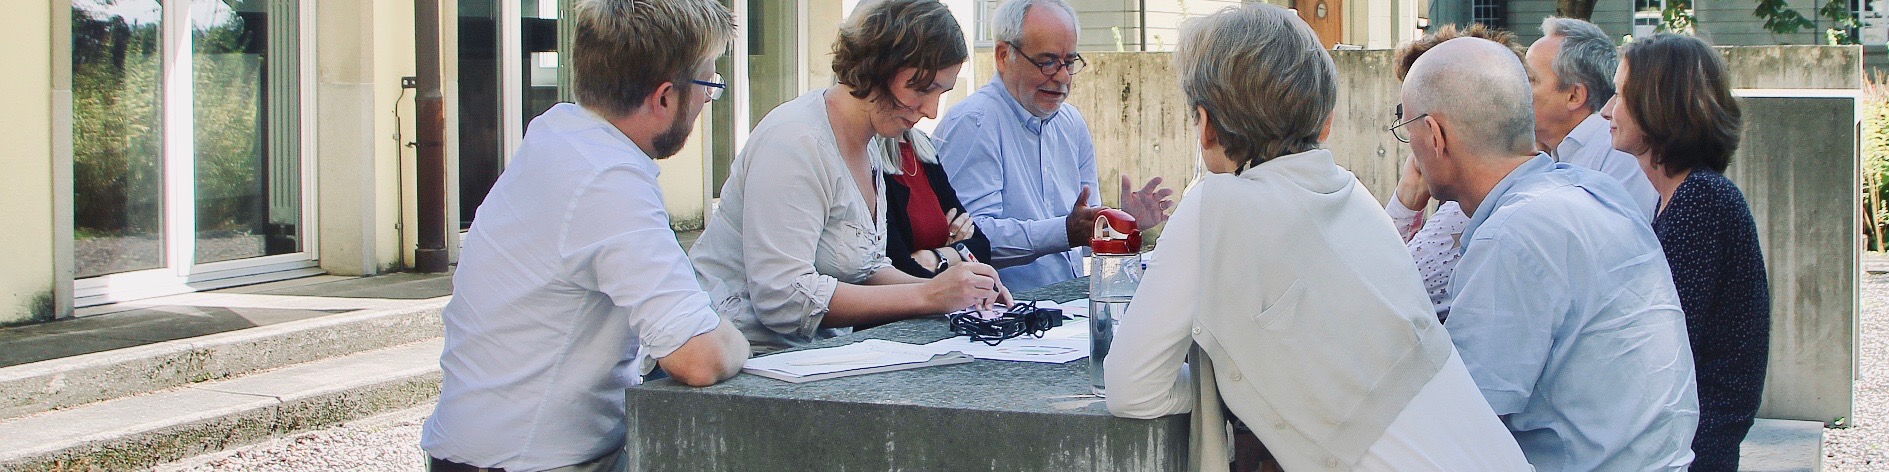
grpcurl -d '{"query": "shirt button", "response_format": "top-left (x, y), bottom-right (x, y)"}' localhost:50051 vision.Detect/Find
top-left (1230, 371), bottom-right (1243, 381)
top-left (1272, 420), bottom-right (1286, 429)
top-left (1327, 458), bottom-right (1340, 468)
top-left (1191, 326), bottom-right (1201, 335)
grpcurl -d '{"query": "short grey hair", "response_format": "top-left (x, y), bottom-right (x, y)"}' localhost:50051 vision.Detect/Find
top-left (991, 0), bottom-right (1079, 44)
top-left (1405, 38), bottom-right (1536, 156)
top-left (1177, 4), bottom-right (1335, 170)
top-left (1541, 17), bottom-right (1617, 112)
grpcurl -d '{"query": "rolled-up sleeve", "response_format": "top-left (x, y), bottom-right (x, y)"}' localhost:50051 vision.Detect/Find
top-left (734, 133), bottom-right (843, 338)
top-left (936, 111), bottom-right (1071, 267)
top-left (559, 167), bottom-right (719, 361)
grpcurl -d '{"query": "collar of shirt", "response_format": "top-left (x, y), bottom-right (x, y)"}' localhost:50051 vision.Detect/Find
top-left (558, 102), bottom-right (661, 178)
top-left (1553, 112), bottom-right (1610, 162)
top-left (1460, 152), bottom-right (1556, 249)
top-left (1237, 149), bottom-right (1347, 194)
top-left (986, 73), bottom-right (1060, 135)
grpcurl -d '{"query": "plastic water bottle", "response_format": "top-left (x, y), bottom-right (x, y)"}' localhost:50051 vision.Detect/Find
top-left (1088, 209), bottom-right (1141, 396)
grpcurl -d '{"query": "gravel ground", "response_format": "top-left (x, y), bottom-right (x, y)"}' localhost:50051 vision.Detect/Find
top-left (153, 404), bottom-right (431, 472)
top-left (152, 274), bottom-right (1889, 471)
top-left (1823, 270), bottom-right (1889, 470)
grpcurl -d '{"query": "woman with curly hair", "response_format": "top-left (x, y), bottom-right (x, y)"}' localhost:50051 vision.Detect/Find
top-left (691, 0), bottom-right (1008, 354)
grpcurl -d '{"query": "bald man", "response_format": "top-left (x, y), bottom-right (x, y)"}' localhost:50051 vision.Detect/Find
top-left (1398, 37), bottom-right (1699, 471)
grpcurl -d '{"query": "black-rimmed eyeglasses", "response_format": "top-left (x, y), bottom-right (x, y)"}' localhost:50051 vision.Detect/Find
top-left (691, 73), bottom-right (726, 101)
top-left (1006, 41), bottom-right (1086, 76)
top-left (1387, 104), bottom-right (1428, 144)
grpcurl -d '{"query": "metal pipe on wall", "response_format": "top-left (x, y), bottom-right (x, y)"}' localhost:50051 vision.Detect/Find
top-left (414, 0), bottom-right (451, 273)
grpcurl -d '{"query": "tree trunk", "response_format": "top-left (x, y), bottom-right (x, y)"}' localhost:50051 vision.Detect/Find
top-left (1556, 0), bottom-right (1598, 20)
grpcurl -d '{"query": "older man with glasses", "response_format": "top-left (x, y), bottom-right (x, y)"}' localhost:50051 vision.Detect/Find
top-left (936, 0), bottom-right (1173, 292)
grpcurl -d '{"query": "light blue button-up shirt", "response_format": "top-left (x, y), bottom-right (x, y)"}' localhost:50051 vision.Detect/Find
top-left (935, 75), bottom-right (1099, 292)
top-left (1447, 154), bottom-right (1699, 472)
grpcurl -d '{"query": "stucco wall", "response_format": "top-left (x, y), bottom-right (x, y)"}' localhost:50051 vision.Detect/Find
top-left (316, 0), bottom-right (418, 276)
top-left (0, 2), bottom-right (57, 324)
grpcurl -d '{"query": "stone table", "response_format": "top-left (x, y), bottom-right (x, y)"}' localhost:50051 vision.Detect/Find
top-left (624, 278), bottom-right (1189, 470)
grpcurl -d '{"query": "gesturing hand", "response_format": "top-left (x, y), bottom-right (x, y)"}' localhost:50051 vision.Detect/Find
top-left (1120, 175), bottom-right (1175, 231)
top-left (1065, 186), bottom-right (1102, 249)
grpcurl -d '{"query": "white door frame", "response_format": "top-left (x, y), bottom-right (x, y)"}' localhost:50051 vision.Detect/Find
top-left (72, 0), bottom-right (321, 307)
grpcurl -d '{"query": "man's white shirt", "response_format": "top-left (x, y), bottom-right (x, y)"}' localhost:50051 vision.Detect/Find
top-left (421, 103), bottom-right (721, 471)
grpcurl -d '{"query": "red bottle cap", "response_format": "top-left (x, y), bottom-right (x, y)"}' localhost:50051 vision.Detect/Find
top-left (1089, 208), bottom-right (1141, 255)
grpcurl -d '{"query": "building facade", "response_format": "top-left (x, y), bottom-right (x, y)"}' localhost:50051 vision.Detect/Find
top-left (1433, 0), bottom-right (1880, 46)
top-left (7, 0), bottom-right (1414, 325)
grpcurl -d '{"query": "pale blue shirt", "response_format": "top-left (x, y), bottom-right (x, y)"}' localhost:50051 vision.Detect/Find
top-left (1447, 154), bottom-right (1699, 472)
top-left (1554, 112), bottom-right (1660, 220)
top-left (935, 75), bottom-right (1099, 292)
top-left (422, 104), bottom-right (722, 471)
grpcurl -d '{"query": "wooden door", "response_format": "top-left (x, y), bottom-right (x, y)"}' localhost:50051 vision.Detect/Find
top-left (1295, 0), bottom-right (1343, 49)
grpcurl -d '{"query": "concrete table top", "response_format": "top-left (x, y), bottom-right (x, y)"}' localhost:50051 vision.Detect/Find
top-left (625, 277), bottom-right (1189, 470)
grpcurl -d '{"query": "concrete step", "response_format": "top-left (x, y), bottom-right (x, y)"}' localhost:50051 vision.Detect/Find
top-left (0, 298), bottom-right (447, 420)
top-left (1740, 418), bottom-right (1825, 471)
top-left (0, 339), bottom-right (443, 472)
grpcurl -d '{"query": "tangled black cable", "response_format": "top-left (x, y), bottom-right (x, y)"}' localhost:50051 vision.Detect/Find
top-left (945, 301), bottom-right (1066, 346)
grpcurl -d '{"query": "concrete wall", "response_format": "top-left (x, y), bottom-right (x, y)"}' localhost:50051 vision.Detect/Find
top-left (1064, 0), bottom-right (1411, 52)
top-left (0, 2), bottom-right (58, 324)
top-left (987, 47), bottom-right (1860, 423)
top-left (1728, 94), bottom-right (1860, 424)
top-left (316, 0), bottom-right (418, 276)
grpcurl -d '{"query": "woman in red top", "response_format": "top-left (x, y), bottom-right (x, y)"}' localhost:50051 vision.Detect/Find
top-left (878, 129), bottom-right (992, 278)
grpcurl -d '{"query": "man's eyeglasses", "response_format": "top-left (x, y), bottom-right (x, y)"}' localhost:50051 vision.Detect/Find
top-left (691, 73), bottom-right (726, 101)
top-left (1006, 41), bottom-right (1086, 76)
top-left (1387, 104), bottom-right (1429, 144)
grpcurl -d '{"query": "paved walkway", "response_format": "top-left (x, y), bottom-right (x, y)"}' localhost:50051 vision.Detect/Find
top-left (0, 273), bottom-right (454, 369)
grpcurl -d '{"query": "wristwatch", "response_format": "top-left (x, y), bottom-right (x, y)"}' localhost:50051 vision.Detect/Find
top-left (930, 248), bottom-right (949, 273)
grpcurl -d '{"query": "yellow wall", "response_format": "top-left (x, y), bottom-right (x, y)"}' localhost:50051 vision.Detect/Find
top-left (378, 0), bottom-right (419, 273)
top-left (315, 0), bottom-right (417, 276)
top-left (658, 110), bottom-right (711, 231)
top-left (0, 1), bottom-right (57, 323)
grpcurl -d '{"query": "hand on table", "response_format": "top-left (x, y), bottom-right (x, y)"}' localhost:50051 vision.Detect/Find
top-left (926, 261), bottom-right (1010, 312)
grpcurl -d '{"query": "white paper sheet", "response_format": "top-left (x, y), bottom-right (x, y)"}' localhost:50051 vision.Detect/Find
top-left (922, 330), bottom-right (1090, 364)
top-left (743, 339), bottom-right (956, 378)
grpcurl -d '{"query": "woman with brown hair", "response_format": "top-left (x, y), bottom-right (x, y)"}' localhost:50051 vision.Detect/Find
top-left (1602, 33), bottom-right (1770, 472)
top-left (691, 0), bottom-right (1008, 354)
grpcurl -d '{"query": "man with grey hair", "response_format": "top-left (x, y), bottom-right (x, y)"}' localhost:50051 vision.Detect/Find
top-left (936, 0), bottom-right (1173, 292)
top-left (423, 1), bottom-right (748, 470)
top-left (1400, 37), bottom-right (1699, 471)
top-left (1528, 17), bottom-right (1658, 218)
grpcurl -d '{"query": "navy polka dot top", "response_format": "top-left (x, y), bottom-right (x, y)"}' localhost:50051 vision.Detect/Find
top-left (1653, 168), bottom-right (1771, 471)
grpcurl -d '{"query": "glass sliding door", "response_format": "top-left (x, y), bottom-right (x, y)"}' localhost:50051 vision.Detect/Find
top-left (191, 0), bottom-right (301, 264)
top-left (459, 0), bottom-right (502, 229)
top-left (71, 0), bottom-right (167, 278)
top-left (70, 0), bottom-right (311, 305)
top-left (520, 0), bottom-right (560, 131)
